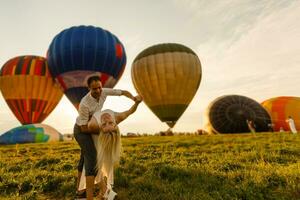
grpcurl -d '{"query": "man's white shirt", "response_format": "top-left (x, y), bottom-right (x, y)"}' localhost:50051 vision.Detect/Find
top-left (76, 88), bottom-right (122, 126)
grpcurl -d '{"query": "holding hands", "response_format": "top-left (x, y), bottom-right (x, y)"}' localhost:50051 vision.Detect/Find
top-left (134, 95), bottom-right (143, 103)
top-left (114, 95), bottom-right (143, 124)
top-left (121, 90), bottom-right (142, 104)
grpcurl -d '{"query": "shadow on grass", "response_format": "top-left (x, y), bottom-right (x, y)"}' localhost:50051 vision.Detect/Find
top-left (113, 163), bottom-right (298, 200)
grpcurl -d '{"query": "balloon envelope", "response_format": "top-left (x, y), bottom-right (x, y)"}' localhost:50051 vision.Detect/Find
top-left (204, 95), bottom-right (271, 134)
top-left (0, 124), bottom-right (63, 145)
top-left (0, 56), bottom-right (63, 124)
top-left (47, 25), bottom-right (126, 109)
top-left (261, 96), bottom-right (300, 131)
top-left (131, 43), bottom-right (202, 128)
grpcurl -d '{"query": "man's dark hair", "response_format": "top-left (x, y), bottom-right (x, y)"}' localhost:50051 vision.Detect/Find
top-left (87, 76), bottom-right (100, 87)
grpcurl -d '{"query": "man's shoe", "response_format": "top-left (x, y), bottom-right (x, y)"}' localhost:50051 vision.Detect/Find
top-left (107, 189), bottom-right (117, 200)
top-left (104, 189), bottom-right (117, 200)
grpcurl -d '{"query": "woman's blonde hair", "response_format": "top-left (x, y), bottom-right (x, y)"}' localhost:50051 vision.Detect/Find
top-left (96, 125), bottom-right (122, 182)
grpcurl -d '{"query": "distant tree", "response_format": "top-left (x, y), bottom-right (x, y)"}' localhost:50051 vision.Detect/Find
top-left (197, 129), bottom-right (208, 135)
top-left (127, 132), bottom-right (137, 137)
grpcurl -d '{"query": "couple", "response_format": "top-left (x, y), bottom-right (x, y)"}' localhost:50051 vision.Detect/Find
top-left (74, 76), bottom-right (142, 200)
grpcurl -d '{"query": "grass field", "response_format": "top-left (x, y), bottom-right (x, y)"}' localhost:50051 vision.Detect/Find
top-left (0, 133), bottom-right (300, 200)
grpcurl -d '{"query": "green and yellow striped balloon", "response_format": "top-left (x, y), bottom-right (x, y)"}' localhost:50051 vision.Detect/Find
top-left (131, 43), bottom-right (202, 128)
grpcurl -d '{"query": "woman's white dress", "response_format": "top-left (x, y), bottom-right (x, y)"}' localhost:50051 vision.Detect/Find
top-left (78, 109), bottom-right (116, 191)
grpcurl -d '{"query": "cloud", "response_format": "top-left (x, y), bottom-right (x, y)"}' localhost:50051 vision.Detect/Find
top-left (210, 0), bottom-right (300, 99)
top-left (177, 0), bottom-right (300, 131)
top-left (171, 0), bottom-right (298, 45)
top-left (0, 1), bottom-right (299, 134)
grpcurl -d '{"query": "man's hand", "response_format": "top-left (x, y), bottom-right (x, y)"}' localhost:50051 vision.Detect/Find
top-left (79, 125), bottom-right (90, 133)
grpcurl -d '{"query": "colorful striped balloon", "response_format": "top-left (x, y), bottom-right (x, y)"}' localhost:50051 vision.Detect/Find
top-left (261, 96), bottom-right (300, 131)
top-left (47, 25), bottom-right (126, 109)
top-left (132, 43), bottom-right (202, 128)
top-left (0, 56), bottom-right (63, 124)
top-left (0, 124), bottom-right (63, 144)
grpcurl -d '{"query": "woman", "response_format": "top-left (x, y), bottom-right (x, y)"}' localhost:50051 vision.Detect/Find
top-left (78, 95), bottom-right (143, 199)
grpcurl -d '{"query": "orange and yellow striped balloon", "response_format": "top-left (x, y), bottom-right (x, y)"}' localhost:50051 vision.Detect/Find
top-left (261, 96), bottom-right (300, 131)
top-left (0, 56), bottom-right (63, 124)
top-left (132, 43), bottom-right (202, 128)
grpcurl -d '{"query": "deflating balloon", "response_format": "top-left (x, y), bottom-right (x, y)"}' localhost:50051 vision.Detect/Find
top-left (131, 43), bottom-right (202, 128)
top-left (0, 56), bottom-right (63, 124)
top-left (47, 25), bottom-right (126, 109)
top-left (261, 96), bottom-right (300, 131)
top-left (204, 95), bottom-right (271, 134)
top-left (0, 124), bottom-right (63, 144)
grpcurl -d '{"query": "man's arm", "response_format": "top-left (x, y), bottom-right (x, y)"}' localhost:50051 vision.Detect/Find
top-left (121, 90), bottom-right (136, 101)
top-left (76, 103), bottom-right (90, 133)
top-left (87, 117), bottom-right (100, 133)
top-left (77, 104), bottom-right (98, 134)
top-left (80, 119), bottom-right (99, 134)
top-left (115, 96), bottom-right (142, 124)
top-left (103, 88), bottom-right (137, 102)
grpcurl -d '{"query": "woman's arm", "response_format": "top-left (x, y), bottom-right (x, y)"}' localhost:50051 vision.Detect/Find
top-left (115, 96), bottom-right (142, 124)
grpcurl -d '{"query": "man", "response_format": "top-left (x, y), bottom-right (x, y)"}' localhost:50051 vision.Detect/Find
top-left (74, 75), bottom-right (138, 200)
top-left (246, 119), bottom-right (256, 134)
top-left (286, 116), bottom-right (297, 134)
top-left (76, 95), bottom-right (143, 199)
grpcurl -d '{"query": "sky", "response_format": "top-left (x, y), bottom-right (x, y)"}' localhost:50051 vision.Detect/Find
top-left (0, 0), bottom-right (299, 135)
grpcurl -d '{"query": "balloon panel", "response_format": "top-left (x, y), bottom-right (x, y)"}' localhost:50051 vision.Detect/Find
top-left (0, 56), bottom-right (63, 124)
top-left (132, 43), bottom-right (201, 128)
top-left (262, 96), bottom-right (300, 131)
top-left (47, 25), bottom-right (126, 109)
top-left (0, 124), bottom-right (63, 145)
top-left (206, 95), bottom-right (271, 134)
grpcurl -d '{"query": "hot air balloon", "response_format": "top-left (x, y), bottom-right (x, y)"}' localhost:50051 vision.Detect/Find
top-left (131, 43), bottom-right (202, 128)
top-left (0, 56), bottom-right (63, 124)
top-left (204, 95), bottom-right (271, 134)
top-left (0, 124), bottom-right (63, 144)
top-left (47, 25), bottom-right (126, 109)
top-left (261, 96), bottom-right (300, 131)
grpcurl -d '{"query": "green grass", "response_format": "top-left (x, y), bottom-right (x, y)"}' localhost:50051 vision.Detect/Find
top-left (0, 133), bottom-right (300, 199)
